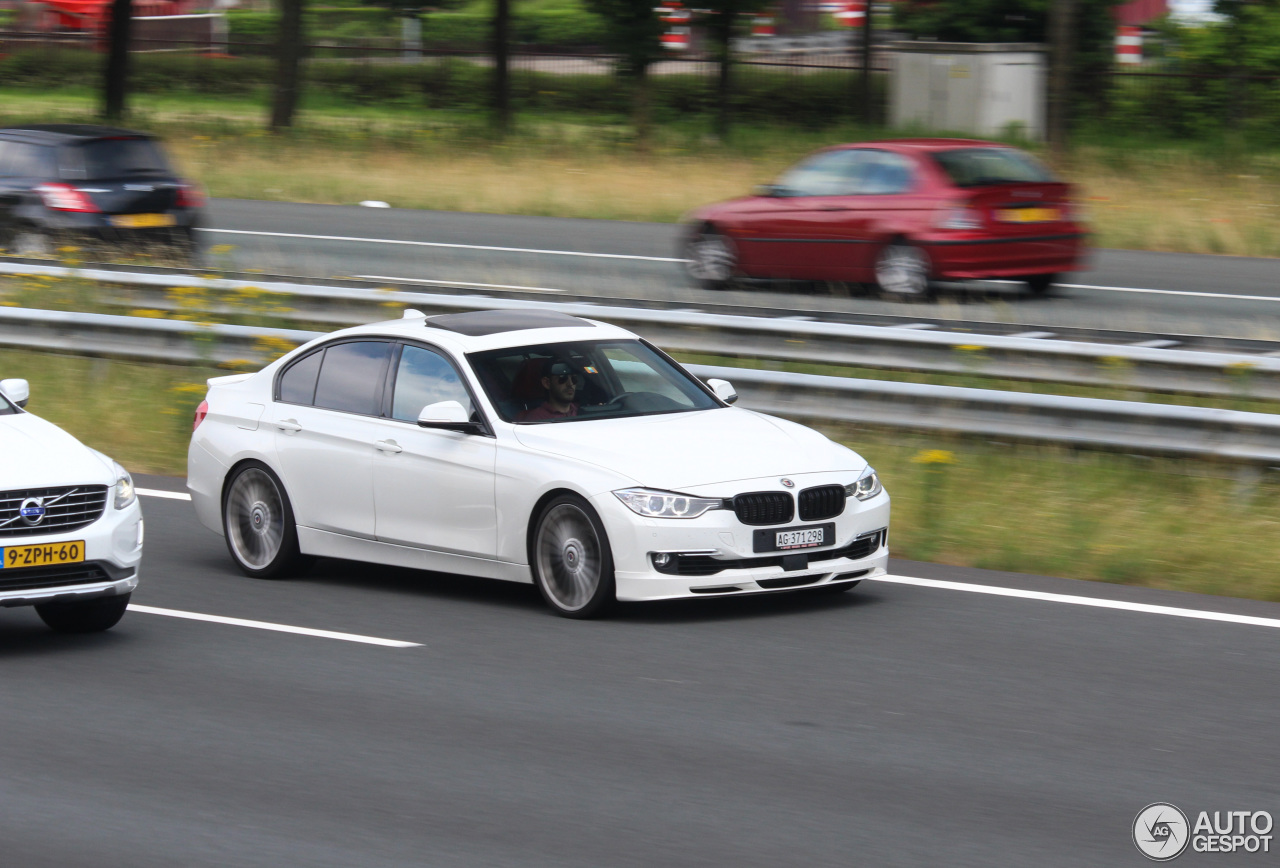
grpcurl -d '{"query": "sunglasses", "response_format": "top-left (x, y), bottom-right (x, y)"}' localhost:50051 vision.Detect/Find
top-left (551, 373), bottom-right (584, 388)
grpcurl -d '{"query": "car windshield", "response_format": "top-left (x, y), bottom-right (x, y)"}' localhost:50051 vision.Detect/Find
top-left (0, 392), bottom-right (16, 415)
top-left (468, 339), bottom-right (720, 424)
top-left (931, 148), bottom-right (1055, 188)
top-left (59, 138), bottom-right (171, 181)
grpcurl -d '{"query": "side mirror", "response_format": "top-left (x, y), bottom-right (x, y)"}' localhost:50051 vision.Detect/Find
top-left (417, 400), bottom-right (479, 433)
top-left (753, 184), bottom-right (781, 198)
top-left (1, 378), bottom-right (29, 409)
top-left (706, 378), bottom-right (738, 405)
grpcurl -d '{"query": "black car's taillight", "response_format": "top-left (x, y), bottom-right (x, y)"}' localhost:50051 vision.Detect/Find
top-left (36, 183), bottom-right (99, 213)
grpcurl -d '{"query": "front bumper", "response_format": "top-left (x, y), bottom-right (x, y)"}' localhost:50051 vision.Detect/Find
top-left (0, 498), bottom-right (143, 608)
top-left (590, 477), bottom-right (890, 603)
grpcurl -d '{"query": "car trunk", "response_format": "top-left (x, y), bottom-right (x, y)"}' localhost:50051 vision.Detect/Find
top-left (962, 182), bottom-right (1074, 236)
top-left (57, 138), bottom-right (179, 216)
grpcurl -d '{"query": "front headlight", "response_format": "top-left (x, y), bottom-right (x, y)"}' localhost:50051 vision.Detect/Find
top-left (845, 467), bottom-right (882, 501)
top-left (613, 488), bottom-right (723, 519)
top-left (113, 461), bottom-right (136, 510)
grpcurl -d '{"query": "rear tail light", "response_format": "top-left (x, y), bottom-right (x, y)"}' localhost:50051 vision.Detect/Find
top-left (937, 207), bottom-right (983, 230)
top-left (176, 181), bottom-right (205, 209)
top-left (36, 183), bottom-right (99, 213)
top-left (193, 399), bottom-right (209, 431)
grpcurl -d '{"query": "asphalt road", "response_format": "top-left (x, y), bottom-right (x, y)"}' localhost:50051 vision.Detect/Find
top-left (3, 478), bottom-right (1278, 867)
top-left (200, 199), bottom-right (1280, 339)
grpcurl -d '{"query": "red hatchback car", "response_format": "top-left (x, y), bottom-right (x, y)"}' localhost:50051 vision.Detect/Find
top-left (683, 139), bottom-right (1088, 297)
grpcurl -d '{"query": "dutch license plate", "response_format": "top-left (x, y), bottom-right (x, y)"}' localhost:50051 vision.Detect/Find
top-left (997, 207), bottom-right (1060, 224)
top-left (110, 213), bottom-right (176, 229)
top-left (1, 540), bottom-right (85, 569)
top-left (752, 522), bottom-right (836, 553)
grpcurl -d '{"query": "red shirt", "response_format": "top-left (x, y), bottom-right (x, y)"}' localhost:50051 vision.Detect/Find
top-left (521, 402), bottom-right (578, 422)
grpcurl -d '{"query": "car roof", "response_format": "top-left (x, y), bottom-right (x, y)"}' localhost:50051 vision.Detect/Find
top-left (835, 138), bottom-right (1009, 152)
top-left (0, 124), bottom-right (155, 144)
top-left (331, 309), bottom-right (636, 354)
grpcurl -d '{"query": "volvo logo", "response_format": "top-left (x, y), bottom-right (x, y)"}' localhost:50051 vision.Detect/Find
top-left (19, 497), bottom-right (46, 525)
top-left (780, 478), bottom-right (795, 488)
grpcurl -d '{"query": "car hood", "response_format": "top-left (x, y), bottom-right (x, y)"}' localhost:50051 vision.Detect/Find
top-left (512, 407), bottom-right (864, 491)
top-left (0, 413), bottom-right (114, 490)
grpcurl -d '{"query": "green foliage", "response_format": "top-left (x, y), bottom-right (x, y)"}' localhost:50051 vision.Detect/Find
top-left (582, 0), bottom-right (664, 78)
top-left (419, 9), bottom-right (607, 47)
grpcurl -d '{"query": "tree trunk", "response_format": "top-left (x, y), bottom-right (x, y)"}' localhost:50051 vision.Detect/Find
top-left (493, 0), bottom-right (511, 135)
top-left (270, 0), bottom-right (306, 131)
top-left (1047, 0), bottom-right (1076, 161)
top-left (632, 64), bottom-right (652, 150)
top-left (101, 0), bottom-right (132, 122)
top-left (860, 0), bottom-right (874, 125)
top-left (713, 9), bottom-right (734, 141)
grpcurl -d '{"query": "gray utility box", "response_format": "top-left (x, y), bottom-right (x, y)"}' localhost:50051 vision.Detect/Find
top-left (888, 42), bottom-right (1047, 140)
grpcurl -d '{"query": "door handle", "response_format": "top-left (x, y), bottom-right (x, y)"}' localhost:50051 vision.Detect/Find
top-left (276, 419), bottom-right (302, 433)
top-left (375, 439), bottom-right (403, 454)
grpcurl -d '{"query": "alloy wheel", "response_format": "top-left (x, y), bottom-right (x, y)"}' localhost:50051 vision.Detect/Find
top-left (535, 503), bottom-right (604, 613)
top-left (225, 467), bottom-right (287, 571)
top-left (686, 231), bottom-right (736, 286)
top-left (875, 243), bottom-right (931, 297)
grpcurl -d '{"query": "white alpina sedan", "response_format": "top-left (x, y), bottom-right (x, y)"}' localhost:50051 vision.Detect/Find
top-left (0, 378), bottom-right (142, 632)
top-left (187, 310), bottom-right (889, 618)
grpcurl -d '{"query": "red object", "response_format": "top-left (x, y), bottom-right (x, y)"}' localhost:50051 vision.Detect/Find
top-left (36, 183), bottom-right (99, 213)
top-left (1115, 24), bottom-right (1142, 64)
top-left (657, 0), bottom-right (690, 50)
top-left (30, 0), bottom-right (193, 32)
top-left (176, 181), bottom-right (205, 210)
top-left (835, 0), bottom-right (866, 28)
top-left (193, 399), bottom-right (208, 431)
top-left (684, 138), bottom-right (1088, 286)
top-left (1113, 0), bottom-right (1166, 27)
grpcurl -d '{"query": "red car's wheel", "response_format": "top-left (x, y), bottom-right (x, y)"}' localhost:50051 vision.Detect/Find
top-left (684, 226), bottom-right (738, 291)
top-left (874, 241), bottom-right (933, 299)
top-left (1022, 273), bottom-right (1059, 296)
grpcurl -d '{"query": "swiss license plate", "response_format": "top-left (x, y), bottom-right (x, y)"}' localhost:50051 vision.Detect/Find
top-left (1, 540), bottom-right (85, 569)
top-left (997, 207), bottom-right (1060, 224)
top-left (110, 213), bottom-right (176, 229)
top-left (753, 523), bottom-right (835, 553)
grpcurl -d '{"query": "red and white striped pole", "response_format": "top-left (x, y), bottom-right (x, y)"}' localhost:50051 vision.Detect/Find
top-left (1115, 25), bottom-right (1142, 65)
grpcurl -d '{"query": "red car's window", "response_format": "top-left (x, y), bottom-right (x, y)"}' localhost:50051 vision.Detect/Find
top-left (777, 149), bottom-right (915, 197)
top-left (931, 148), bottom-right (1054, 188)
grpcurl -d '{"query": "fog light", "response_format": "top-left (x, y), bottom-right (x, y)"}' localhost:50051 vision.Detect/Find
top-left (652, 552), bottom-right (671, 567)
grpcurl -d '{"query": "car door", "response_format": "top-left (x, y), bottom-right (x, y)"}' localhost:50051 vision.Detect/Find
top-left (756, 149), bottom-right (877, 279)
top-left (271, 339), bottom-right (392, 539)
top-left (836, 150), bottom-right (926, 280)
top-left (372, 342), bottom-right (498, 558)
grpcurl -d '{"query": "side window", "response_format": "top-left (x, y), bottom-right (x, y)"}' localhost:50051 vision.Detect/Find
top-left (391, 345), bottom-right (473, 422)
top-left (0, 142), bottom-right (13, 176)
top-left (313, 341), bottom-right (391, 416)
top-left (854, 152), bottom-right (916, 195)
top-left (2, 143), bottom-right (55, 179)
top-left (278, 349), bottom-right (324, 405)
top-left (776, 150), bottom-right (873, 197)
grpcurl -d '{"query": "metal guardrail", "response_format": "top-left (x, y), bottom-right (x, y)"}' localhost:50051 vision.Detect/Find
top-left (4, 261), bottom-right (1280, 401)
top-left (4, 304), bottom-right (1280, 464)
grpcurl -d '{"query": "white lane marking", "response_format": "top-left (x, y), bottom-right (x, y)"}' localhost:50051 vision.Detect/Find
top-left (138, 488), bottom-right (191, 501)
top-left (200, 228), bottom-right (686, 263)
top-left (356, 275), bottom-right (564, 294)
top-left (127, 604), bottom-right (422, 648)
top-left (1059, 282), bottom-right (1280, 303)
top-left (874, 574), bottom-right (1280, 631)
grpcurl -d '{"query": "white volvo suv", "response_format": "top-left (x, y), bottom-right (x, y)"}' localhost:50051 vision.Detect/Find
top-left (187, 309), bottom-right (889, 618)
top-left (1, 378), bottom-right (143, 632)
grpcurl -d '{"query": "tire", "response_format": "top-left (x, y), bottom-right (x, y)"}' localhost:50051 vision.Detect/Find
top-left (222, 462), bottom-right (307, 579)
top-left (684, 225), bottom-right (738, 291)
top-left (874, 241), bottom-right (933, 299)
top-left (10, 226), bottom-right (51, 258)
top-left (1023, 273), bottom-right (1058, 296)
top-left (36, 593), bottom-right (131, 634)
top-left (531, 495), bottom-right (616, 619)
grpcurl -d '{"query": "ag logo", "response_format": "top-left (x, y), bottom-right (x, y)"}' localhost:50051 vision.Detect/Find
top-left (1134, 803), bottom-right (1190, 861)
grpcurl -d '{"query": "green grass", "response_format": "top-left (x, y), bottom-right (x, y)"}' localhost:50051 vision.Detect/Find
top-left (8, 346), bottom-right (1280, 602)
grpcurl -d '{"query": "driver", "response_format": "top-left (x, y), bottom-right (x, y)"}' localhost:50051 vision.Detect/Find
top-left (521, 360), bottom-right (581, 422)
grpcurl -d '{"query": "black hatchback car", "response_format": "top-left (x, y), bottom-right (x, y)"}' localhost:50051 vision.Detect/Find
top-left (0, 124), bottom-right (204, 260)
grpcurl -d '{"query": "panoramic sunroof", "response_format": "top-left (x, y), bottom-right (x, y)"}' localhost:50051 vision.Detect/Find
top-left (424, 309), bottom-right (595, 337)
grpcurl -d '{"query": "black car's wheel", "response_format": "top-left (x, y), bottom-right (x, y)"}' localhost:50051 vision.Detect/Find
top-left (36, 593), bottom-right (131, 633)
top-left (531, 495), bottom-right (616, 618)
top-left (874, 241), bottom-right (933, 299)
top-left (222, 463), bottom-right (307, 579)
top-left (1023, 273), bottom-right (1059, 296)
top-left (684, 225), bottom-right (739, 291)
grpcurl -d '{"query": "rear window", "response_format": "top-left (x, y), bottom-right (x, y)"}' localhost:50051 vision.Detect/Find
top-left (0, 141), bottom-right (56, 178)
top-left (58, 138), bottom-right (171, 181)
top-left (931, 148), bottom-right (1055, 188)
